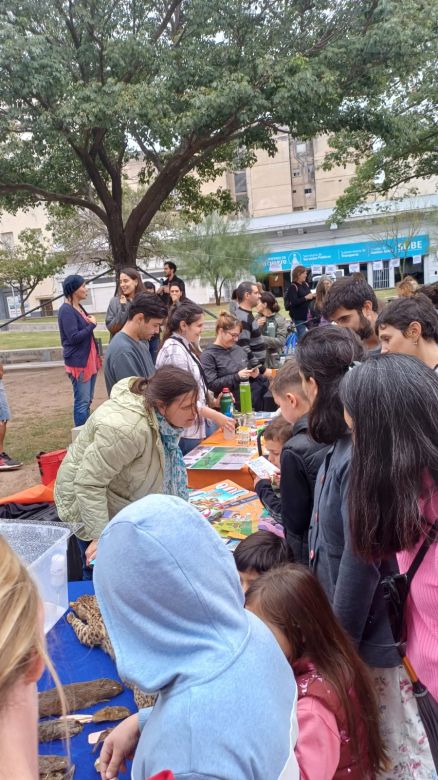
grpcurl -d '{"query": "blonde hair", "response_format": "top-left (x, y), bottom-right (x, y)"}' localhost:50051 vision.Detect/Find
top-left (215, 311), bottom-right (242, 335)
top-left (0, 536), bottom-right (69, 747)
top-left (0, 535), bottom-right (44, 701)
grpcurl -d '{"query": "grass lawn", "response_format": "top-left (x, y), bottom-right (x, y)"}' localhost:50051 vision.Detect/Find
top-left (11, 411), bottom-right (73, 465)
top-left (0, 330), bottom-right (111, 350)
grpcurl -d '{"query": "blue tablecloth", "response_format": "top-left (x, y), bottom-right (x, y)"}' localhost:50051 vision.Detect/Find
top-left (38, 581), bottom-right (135, 780)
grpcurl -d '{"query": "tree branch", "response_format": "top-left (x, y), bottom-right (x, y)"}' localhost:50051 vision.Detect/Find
top-left (153, 0), bottom-right (183, 42)
top-left (133, 133), bottom-right (164, 172)
top-left (0, 183), bottom-right (108, 222)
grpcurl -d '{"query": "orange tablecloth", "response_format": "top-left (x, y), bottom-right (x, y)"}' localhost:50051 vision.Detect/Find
top-left (186, 430), bottom-right (256, 490)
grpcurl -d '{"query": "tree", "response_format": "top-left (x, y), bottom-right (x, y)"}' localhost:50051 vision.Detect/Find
top-left (48, 187), bottom-right (176, 271)
top-left (173, 213), bottom-right (264, 304)
top-left (325, 21), bottom-right (438, 222)
top-left (0, 229), bottom-right (66, 314)
top-left (0, 0), bottom-right (433, 272)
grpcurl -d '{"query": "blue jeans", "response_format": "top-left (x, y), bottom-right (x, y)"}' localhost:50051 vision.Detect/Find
top-left (294, 320), bottom-right (308, 342)
top-left (179, 437), bottom-right (201, 455)
top-left (179, 419), bottom-right (218, 456)
top-left (75, 537), bottom-right (93, 581)
top-left (69, 372), bottom-right (97, 427)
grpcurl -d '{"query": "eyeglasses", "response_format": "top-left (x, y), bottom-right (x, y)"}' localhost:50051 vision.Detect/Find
top-left (227, 331), bottom-right (240, 339)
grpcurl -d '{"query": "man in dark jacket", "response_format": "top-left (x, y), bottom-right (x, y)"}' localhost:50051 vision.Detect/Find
top-left (253, 359), bottom-right (329, 562)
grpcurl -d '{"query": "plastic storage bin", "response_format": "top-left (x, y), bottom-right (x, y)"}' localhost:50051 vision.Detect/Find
top-left (0, 523), bottom-right (70, 634)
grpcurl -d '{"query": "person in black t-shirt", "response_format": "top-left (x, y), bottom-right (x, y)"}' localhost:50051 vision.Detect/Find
top-left (284, 265), bottom-right (315, 341)
top-left (157, 261), bottom-right (186, 306)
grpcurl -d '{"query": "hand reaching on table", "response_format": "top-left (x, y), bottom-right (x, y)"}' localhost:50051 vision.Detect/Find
top-left (100, 713), bottom-right (140, 779)
top-left (215, 410), bottom-right (236, 432)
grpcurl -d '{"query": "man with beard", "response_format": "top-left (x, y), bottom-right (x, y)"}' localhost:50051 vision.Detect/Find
top-left (322, 275), bottom-right (381, 351)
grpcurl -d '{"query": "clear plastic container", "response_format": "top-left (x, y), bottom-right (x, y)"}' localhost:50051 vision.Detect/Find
top-left (0, 523), bottom-right (70, 634)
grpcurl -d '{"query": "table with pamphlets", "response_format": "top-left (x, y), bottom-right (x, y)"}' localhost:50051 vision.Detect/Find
top-left (185, 413), bottom-right (277, 490)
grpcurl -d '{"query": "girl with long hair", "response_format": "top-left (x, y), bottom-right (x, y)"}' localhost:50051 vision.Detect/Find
top-left (340, 354), bottom-right (438, 706)
top-left (55, 366), bottom-right (199, 576)
top-left (106, 267), bottom-right (146, 336)
top-left (157, 302), bottom-right (235, 454)
top-left (298, 328), bottom-right (433, 779)
top-left (246, 565), bottom-right (387, 779)
top-left (308, 275), bottom-right (332, 328)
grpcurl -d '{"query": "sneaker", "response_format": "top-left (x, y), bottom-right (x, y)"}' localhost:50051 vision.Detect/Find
top-left (0, 452), bottom-right (23, 471)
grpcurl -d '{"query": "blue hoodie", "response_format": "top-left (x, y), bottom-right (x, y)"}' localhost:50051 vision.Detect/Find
top-left (94, 495), bottom-right (299, 780)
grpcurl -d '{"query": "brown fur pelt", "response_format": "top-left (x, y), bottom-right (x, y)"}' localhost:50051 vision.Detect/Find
top-left (67, 595), bottom-right (157, 710)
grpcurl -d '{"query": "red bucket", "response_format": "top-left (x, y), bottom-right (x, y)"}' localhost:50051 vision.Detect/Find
top-left (36, 449), bottom-right (67, 485)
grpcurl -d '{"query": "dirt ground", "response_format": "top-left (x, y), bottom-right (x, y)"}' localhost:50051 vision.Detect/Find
top-left (0, 366), bottom-right (107, 499)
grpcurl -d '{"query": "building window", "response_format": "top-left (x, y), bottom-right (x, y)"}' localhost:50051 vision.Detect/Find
top-left (304, 188), bottom-right (313, 195)
top-left (293, 206), bottom-right (304, 212)
top-left (296, 141), bottom-right (307, 155)
top-left (233, 171), bottom-right (249, 214)
top-left (292, 168), bottom-right (301, 177)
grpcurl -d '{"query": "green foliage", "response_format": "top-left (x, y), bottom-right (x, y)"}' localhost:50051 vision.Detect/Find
top-left (0, 0), bottom-right (434, 264)
top-left (173, 213), bottom-right (264, 304)
top-left (0, 229), bottom-right (66, 313)
top-left (325, 4), bottom-right (438, 221)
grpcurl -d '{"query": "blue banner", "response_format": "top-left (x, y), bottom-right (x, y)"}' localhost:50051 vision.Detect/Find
top-left (259, 234), bottom-right (429, 273)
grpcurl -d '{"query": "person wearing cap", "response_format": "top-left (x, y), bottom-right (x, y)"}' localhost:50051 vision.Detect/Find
top-left (58, 274), bottom-right (101, 426)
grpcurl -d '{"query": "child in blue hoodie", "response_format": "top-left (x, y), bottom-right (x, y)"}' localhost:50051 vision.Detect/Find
top-left (94, 494), bottom-right (299, 780)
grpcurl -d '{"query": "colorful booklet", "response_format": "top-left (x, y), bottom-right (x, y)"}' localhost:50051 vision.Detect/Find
top-left (189, 479), bottom-right (263, 542)
top-left (246, 456), bottom-right (280, 480)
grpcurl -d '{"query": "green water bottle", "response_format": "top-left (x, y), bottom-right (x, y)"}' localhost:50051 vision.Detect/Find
top-left (220, 388), bottom-right (234, 417)
top-left (239, 381), bottom-right (253, 414)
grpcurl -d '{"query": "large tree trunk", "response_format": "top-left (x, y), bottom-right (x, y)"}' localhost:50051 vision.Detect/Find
top-left (106, 207), bottom-right (137, 275)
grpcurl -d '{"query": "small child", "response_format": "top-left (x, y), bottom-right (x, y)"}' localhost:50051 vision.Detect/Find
top-left (246, 565), bottom-right (387, 780)
top-left (252, 415), bottom-right (292, 522)
top-left (234, 529), bottom-right (294, 592)
top-left (257, 358), bottom-right (329, 563)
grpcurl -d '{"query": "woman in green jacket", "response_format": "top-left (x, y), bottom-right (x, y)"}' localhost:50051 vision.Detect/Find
top-left (55, 366), bottom-right (198, 578)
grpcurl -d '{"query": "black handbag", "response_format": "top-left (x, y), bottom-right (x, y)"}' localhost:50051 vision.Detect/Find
top-left (381, 519), bottom-right (438, 645)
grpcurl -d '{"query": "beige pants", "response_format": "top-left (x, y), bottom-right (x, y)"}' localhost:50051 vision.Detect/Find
top-left (371, 665), bottom-right (437, 779)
